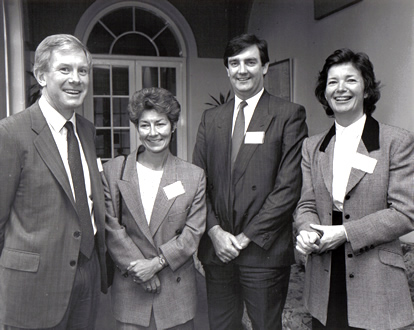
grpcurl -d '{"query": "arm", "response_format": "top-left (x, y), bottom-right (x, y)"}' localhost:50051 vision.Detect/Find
top-left (192, 111), bottom-right (242, 261)
top-left (159, 170), bottom-right (207, 271)
top-left (243, 106), bottom-right (308, 249)
top-left (344, 131), bottom-right (414, 253)
top-left (0, 123), bottom-right (20, 254)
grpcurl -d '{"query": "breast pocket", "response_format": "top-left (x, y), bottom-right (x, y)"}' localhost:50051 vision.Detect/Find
top-left (0, 248), bottom-right (40, 272)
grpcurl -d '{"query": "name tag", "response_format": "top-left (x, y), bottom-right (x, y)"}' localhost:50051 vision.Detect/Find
top-left (97, 158), bottom-right (104, 172)
top-left (244, 131), bottom-right (265, 144)
top-left (352, 153), bottom-right (377, 174)
top-left (163, 181), bottom-right (186, 200)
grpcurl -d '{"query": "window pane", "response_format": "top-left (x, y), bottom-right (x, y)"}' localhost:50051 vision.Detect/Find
top-left (142, 67), bottom-right (158, 88)
top-left (96, 129), bottom-right (112, 158)
top-left (160, 67), bottom-right (176, 95)
top-left (112, 67), bottom-right (129, 95)
top-left (94, 98), bottom-right (111, 127)
top-left (113, 98), bottom-right (130, 127)
top-left (93, 67), bottom-right (110, 95)
top-left (114, 129), bottom-right (130, 157)
top-left (112, 35), bottom-right (157, 56)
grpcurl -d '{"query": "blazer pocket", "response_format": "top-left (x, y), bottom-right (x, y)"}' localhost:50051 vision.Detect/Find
top-left (0, 248), bottom-right (40, 272)
top-left (168, 206), bottom-right (190, 222)
top-left (378, 249), bottom-right (406, 270)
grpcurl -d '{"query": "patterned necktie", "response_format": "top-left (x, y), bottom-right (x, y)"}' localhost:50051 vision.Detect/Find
top-left (65, 121), bottom-right (94, 258)
top-left (231, 100), bottom-right (248, 171)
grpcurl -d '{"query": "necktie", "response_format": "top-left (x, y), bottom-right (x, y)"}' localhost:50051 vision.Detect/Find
top-left (231, 100), bottom-right (248, 171)
top-left (65, 121), bottom-right (94, 258)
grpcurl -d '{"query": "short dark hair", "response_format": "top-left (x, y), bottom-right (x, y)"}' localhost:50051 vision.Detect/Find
top-left (223, 34), bottom-right (270, 68)
top-left (315, 48), bottom-right (381, 116)
top-left (128, 87), bottom-right (181, 126)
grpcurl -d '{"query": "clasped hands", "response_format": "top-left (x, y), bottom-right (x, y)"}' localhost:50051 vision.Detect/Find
top-left (209, 225), bottom-right (251, 263)
top-left (296, 224), bottom-right (348, 255)
top-left (127, 258), bottom-right (161, 294)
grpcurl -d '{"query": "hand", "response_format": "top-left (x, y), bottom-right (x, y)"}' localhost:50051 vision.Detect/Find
top-left (310, 224), bottom-right (347, 253)
top-left (209, 225), bottom-right (242, 263)
top-left (235, 232), bottom-right (251, 250)
top-left (138, 275), bottom-right (161, 294)
top-left (127, 258), bottom-right (160, 283)
top-left (296, 230), bottom-right (322, 255)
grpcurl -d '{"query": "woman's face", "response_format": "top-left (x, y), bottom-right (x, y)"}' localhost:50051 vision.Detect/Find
top-left (137, 109), bottom-right (174, 155)
top-left (325, 62), bottom-right (365, 126)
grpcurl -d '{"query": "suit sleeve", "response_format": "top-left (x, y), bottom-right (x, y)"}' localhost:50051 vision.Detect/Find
top-left (192, 110), bottom-right (220, 232)
top-left (293, 137), bottom-right (323, 232)
top-left (0, 123), bottom-right (21, 254)
top-left (159, 170), bottom-right (207, 271)
top-left (103, 160), bottom-right (145, 273)
top-left (243, 106), bottom-right (308, 249)
top-left (344, 131), bottom-right (414, 253)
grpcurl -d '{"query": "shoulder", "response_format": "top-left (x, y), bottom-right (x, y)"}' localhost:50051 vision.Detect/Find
top-left (266, 91), bottom-right (305, 112)
top-left (76, 114), bottom-right (95, 131)
top-left (173, 156), bottom-right (205, 180)
top-left (103, 154), bottom-right (128, 178)
top-left (378, 122), bottom-right (414, 152)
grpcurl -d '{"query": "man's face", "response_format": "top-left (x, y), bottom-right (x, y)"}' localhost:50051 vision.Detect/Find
top-left (37, 48), bottom-right (90, 118)
top-left (226, 45), bottom-right (269, 100)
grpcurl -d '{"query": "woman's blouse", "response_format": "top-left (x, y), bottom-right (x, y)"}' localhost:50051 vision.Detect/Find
top-left (332, 114), bottom-right (366, 211)
top-left (136, 161), bottom-right (163, 224)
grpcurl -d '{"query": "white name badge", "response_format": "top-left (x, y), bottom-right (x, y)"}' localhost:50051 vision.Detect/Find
top-left (352, 153), bottom-right (377, 174)
top-left (163, 181), bottom-right (186, 200)
top-left (97, 158), bottom-right (104, 172)
top-left (244, 131), bottom-right (265, 144)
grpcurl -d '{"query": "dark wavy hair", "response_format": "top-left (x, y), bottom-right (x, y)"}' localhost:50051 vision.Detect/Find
top-left (223, 33), bottom-right (270, 68)
top-left (128, 87), bottom-right (181, 126)
top-left (315, 48), bottom-right (381, 116)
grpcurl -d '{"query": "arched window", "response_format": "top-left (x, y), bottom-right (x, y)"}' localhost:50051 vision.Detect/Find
top-left (76, 0), bottom-right (195, 161)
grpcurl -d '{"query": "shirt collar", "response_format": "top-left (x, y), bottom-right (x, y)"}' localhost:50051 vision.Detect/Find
top-left (335, 114), bottom-right (366, 139)
top-left (235, 88), bottom-right (264, 109)
top-left (39, 96), bottom-right (76, 133)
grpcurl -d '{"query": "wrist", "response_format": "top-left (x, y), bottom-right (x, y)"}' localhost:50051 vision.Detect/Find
top-left (157, 254), bottom-right (167, 270)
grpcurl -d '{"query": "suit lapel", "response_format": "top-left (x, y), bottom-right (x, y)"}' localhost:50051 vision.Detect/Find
top-left (118, 150), bottom-right (155, 247)
top-left (149, 153), bottom-right (178, 236)
top-left (31, 104), bottom-right (75, 207)
top-left (319, 125), bottom-right (335, 196)
top-left (232, 92), bottom-right (273, 185)
top-left (345, 116), bottom-right (380, 195)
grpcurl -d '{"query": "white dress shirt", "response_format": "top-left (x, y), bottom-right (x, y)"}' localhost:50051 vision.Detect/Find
top-left (137, 162), bottom-right (163, 224)
top-left (232, 88), bottom-right (264, 135)
top-left (39, 96), bottom-right (96, 233)
top-left (332, 114), bottom-right (366, 212)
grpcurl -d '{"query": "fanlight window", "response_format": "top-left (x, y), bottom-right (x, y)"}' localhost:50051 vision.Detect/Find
top-left (87, 7), bottom-right (181, 57)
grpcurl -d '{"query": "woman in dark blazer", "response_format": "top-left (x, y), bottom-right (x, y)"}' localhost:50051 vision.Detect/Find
top-left (294, 49), bottom-right (414, 329)
top-left (103, 87), bottom-right (206, 330)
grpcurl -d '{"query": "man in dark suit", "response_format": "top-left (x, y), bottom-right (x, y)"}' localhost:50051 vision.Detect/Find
top-left (193, 34), bottom-right (308, 330)
top-left (0, 34), bottom-right (107, 329)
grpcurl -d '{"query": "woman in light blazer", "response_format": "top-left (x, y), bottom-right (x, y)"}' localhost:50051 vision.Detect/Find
top-left (103, 87), bottom-right (206, 330)
top-left (294, 49), bottom-right (414, 330)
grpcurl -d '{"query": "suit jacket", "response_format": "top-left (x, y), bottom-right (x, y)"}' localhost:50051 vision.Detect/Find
top-left (295, 116), bottom-right (414, 329)
top-left (0, 102), bottom-right (107, 328)
top-left (103, 149), bottom-right (206, 329)
top-left (193, 90), bottom-right (307, 267)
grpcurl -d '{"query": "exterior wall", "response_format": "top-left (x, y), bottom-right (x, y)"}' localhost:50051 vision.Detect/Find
top-left (248, 0), bottom-right (414, 241)
top-left (248, 0), bottom-right (414, 136)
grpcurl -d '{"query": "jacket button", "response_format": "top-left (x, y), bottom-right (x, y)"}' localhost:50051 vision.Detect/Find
top-left (73, 231), bottom-right (81, 238)
top-left (176, 229), bottom-right (182, 235)
top-left (251, 185), bottom-right (257, 191)
top-left (345, 214), bottom-right (350, 219)
top-left (370, 245), bottom-right (374, 249)
top-left (349, 273), bottom-right (354, 278)
top-left (347, 254), bottom-right (353, 258)
top-left (177, 277), bottom-right (181, 283)
top-left (70, 260), bottom-right (76, 267)
top-left (345, 195), bottom-right (350, 200)
top-left (359, 248), bottom-right (364, 254)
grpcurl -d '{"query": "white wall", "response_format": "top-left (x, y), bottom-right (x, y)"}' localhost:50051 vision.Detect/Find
top-left (249, 0), bottom-right (414, 241)
top-left (186, 57), bottom-right (232, 160)
top-left (249, 0), bottom-right (414, 136)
